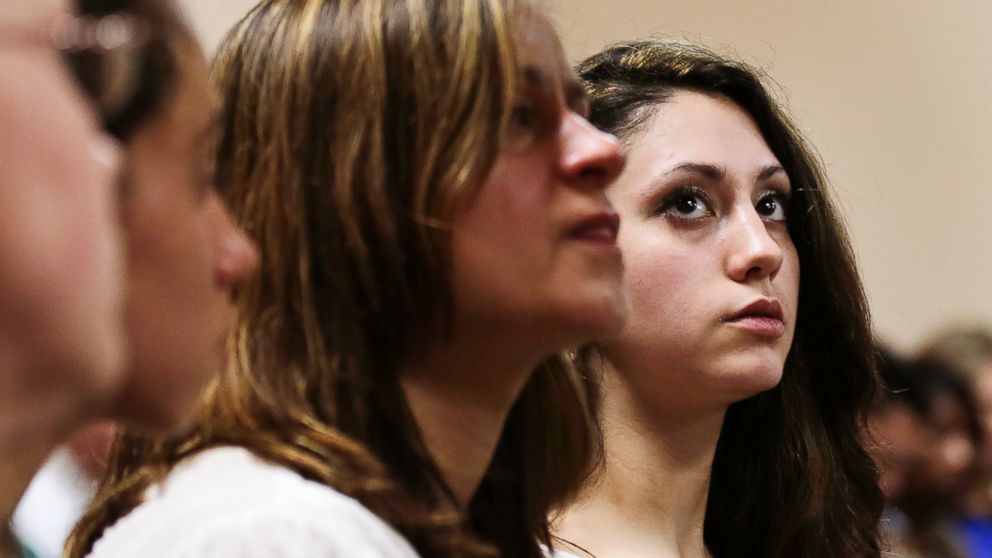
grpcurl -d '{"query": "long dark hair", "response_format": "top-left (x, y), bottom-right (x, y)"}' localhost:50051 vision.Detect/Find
top-left (575, 38), bottom-right (883, 557)
top-left (68, 2), bottom-right (596, 557)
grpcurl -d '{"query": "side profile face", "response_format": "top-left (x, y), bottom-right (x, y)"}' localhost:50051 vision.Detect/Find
top-left (910, 393), bottom-right (978, 497)
top-left (868, 402), bottom-right (931, 500)
top-left (0, 0), bottom-right (124, 403)
top-left (450, 15), bottom-right (627, 353)
top-left (111, 37), bottom-right (258, 429)
top-left (602, 91), bottom-right (799, 413)
top-left (971, 365), bottom-right (992, 469)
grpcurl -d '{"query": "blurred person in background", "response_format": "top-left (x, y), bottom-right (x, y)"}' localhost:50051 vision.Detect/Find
top-left (922, 326), bottom-right (992, 557)
top-left (874, 354), bottom-right (982, 558)
top-left (869, 347), bottom-right (938, 558)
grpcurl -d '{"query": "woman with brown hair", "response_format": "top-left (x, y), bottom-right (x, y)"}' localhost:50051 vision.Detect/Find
top-left (550, 38), bottom-right (883, 558)
top-left (68, 0), bottom-right (626, 557)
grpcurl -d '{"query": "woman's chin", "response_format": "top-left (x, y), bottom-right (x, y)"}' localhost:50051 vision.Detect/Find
top-left (560, 289), bottom-right (629, 345)
top-left (720, 358), bottom-right (786, 400)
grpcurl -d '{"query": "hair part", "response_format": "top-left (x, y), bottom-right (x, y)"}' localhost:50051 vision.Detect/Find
top-left (575, 37), bottom-right (883, 558)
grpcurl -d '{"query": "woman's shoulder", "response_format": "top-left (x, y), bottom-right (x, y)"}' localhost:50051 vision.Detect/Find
top-left (87, 446), bottom-right (420, 558)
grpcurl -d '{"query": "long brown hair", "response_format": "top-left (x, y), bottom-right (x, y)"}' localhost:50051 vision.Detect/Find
top-left (573, 38), bottom-right (883, 557)
top-left (68, 1), bottom-right (597, 557)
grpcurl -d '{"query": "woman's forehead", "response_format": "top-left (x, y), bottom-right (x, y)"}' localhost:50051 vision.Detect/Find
top-left (512, 14), bottom-right (571, 87)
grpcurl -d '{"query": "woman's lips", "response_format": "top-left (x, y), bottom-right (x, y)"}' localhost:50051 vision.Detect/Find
top-left (568, 211), bottom-right (620, 245)
top-left (726, 316), bottom-right (785, 337)
top-left (724, 298), bottom-right (785, 338)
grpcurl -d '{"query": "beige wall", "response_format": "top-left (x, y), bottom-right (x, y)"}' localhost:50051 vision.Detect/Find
top-left (176, 0), bottom-right (253, 53)
top-left (180, 0), bottom-right (992, 351)
top-left (545, 0), bottom-right (992, 352)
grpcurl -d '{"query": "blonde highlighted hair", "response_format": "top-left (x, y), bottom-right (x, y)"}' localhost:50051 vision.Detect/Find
top-left (69, 1), bottom-right (597, 557)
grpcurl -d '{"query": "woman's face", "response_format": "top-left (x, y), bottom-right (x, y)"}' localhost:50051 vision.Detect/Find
top-left (449, 18), bottom-right (627, 354)
top-left (0, 0), bottom-right (125, 403)
top-left (868, 402), bottom-right (930, 500)
top-left (912, 394), bottom-right (978, 496)
top-left (602, 91), bottom-right (799, 413)
top-left (973, 368), bottom-right (992, 470)
top-left (110, 38), bottom-right (258, 429)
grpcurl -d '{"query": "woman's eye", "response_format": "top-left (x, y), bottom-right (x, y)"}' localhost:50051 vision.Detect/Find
top-left (660, 190), bottom-right (711, 220)
top-left (502, 102), bottom-right (545, 150)
top-left (509, 103), bottom-right (537, 131)
top-left (756, 193), bottom-right (789, 222)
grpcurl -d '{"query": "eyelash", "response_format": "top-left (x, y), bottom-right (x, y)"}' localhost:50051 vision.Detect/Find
top-left (657, 186), bottom-right (792, 223)
top-left (510, 101), bottom-right (535, 125)
top-left (755, 191), bottom-right (791, 222)
top-left (657, 186), bottom-right (712, 221)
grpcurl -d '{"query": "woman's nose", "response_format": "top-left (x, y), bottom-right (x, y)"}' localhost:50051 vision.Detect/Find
top-left (558, 113), bottom-right (626, 191)
top-left (724, 207), bottom-right (784, 283)
top-left (212, 198), bottom-right (259, 288)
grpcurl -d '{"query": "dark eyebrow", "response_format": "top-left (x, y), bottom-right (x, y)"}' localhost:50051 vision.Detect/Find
top-left (637, 162), bottom-right (725, 208)
top-left (519, 65), bottom-right (551, 91)
top-left (757, 165), bottom-right (786, 181)
top-left (666, 162), bottom-right (726, 180)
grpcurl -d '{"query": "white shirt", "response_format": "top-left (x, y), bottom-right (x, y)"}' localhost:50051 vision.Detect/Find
top-left (14, 448), bottom-right (96, 558)
top-left (87, 446), bottom-right (421, 558)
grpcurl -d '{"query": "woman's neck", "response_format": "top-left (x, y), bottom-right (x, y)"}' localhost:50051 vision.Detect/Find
top-left (400, 329), bottom-right (543, 508)
top-left (0, 339), bottom-right (99, 520)
top-left (554, 368), bottom-right (725, 558)
top-left (0, 379), bottom-right (85, 521)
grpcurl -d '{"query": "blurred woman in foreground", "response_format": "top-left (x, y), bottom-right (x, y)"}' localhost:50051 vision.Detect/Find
top-left (1, 0), bottom-right (125, 525)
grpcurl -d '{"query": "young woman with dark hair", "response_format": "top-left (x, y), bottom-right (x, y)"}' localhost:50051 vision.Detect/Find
top-left (551, 38), bottom-right (883, 558)
top-left (68, 1), bottom-right (625, 557)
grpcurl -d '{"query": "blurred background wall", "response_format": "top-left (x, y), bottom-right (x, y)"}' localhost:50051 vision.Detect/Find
top-left (178, 0), bottom-right (992, 350)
